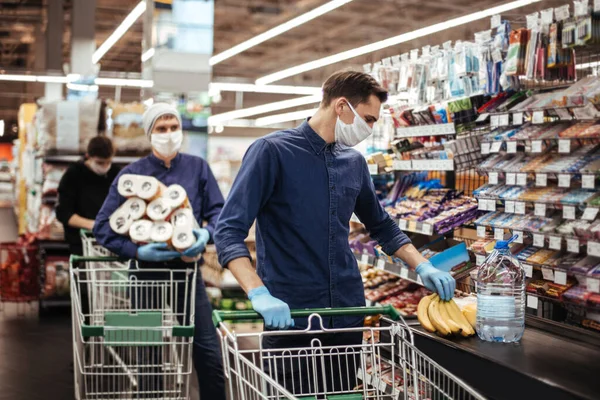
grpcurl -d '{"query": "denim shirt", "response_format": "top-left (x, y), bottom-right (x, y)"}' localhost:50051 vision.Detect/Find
top-left (93, 152), bottom-right (224, 260)
top-left (214, 121), bottom-right (411, 328)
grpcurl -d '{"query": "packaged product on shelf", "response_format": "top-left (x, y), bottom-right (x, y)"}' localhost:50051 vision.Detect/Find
top-left (105, 101), bottom-right (150, 154)
top-left (36, 99), bottom-right (101, 154)
top-left (150, 221), bottom-right (173, 243)
top-left (37, 205), bottom-right (64, 241)
top-left (41, 164), bottom-right (67, 197)
top-left (41, 255), bottom-right (69, 299)
top-left (129, 219), bottom-right (153, 244)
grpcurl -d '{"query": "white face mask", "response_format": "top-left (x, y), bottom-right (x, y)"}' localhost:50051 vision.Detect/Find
top-left (151, 130), bottom-right (183, 157)
top-left (334, 102), bottom-right (373, 147)
top-left (89, 160), bottom-right (111, 176)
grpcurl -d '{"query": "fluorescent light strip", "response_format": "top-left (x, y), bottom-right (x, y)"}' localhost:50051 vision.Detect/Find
top-left (256, 0), bottom-right (542, 85)
top-left (0, 73), bottom-right (153, 87)
top-left (141, 48), bottom-right (155, 62)
top-left (95, 77), bottom-right (154, 88)
top-left (209, 0), bottom-right (353, 66)
top-left (92, 1), bottom-right (147, 64)
top-left (208, 94), bottom-right (322, 125)
top-left (576, 61), bottom-right (600, 69)
top-left (255, 108), bottom-right (318, 127)
top-left (209, 82), bottom-right (321, 95)
top-left (0, 74), bottom-right (37, 82)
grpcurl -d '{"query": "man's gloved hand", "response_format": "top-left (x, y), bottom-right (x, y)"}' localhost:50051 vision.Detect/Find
top-left (248, 286), bottom-right (294, 330)
top-left (416, 261), bottom-right (456, 301)
top-left (182, 228), bottom-right (210, 258)
top-left (137, 242), bottom-right (181, 262)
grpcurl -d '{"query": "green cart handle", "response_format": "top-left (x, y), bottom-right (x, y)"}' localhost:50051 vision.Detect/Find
top-left (70, 255), bottom-right (123, 264)
top-left (212, 305), bottom-right (402, 327)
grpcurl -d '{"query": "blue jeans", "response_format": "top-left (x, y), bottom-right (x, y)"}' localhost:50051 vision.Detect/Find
top-left (130, 261), bottom-right (225, 400)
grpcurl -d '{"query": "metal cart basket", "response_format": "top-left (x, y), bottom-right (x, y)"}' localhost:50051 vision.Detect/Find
top-left (214, 306), bottom-right (486, 400)
top-left (71, 256), bottom-right (197, 400)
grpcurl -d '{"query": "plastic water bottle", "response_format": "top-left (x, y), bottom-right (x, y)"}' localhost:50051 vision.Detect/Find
top-left (476, 235), bottom-right (525, 343)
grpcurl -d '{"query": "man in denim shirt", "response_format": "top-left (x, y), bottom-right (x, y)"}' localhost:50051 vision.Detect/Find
top-left (214, 71), bottom-right (455, 395)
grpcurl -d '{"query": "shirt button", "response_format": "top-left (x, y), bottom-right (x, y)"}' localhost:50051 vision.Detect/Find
top-left (331, 185), bottom-right (335, 191)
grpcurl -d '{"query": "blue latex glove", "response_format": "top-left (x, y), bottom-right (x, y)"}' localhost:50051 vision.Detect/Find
top-left (182, 228), bottom-right (210, 258)
top-left (416, 261), bottom-right (456, 301)
top-left (248, 286), bottom-right (294, 330)
top-left (137, 242), bottom-right (181, 262)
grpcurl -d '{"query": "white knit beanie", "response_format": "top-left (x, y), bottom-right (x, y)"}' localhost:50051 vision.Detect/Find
top-left (142, 103), bottom-right (182, 138)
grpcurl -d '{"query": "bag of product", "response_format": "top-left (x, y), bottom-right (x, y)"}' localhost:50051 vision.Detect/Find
top-left (106, 101), bottom-right (150, 154)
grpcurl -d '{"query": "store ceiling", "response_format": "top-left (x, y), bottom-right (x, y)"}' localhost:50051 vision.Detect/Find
top-left (0, 0), bottom-right (569, 134)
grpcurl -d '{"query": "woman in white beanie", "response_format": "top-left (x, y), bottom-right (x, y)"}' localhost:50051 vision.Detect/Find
top-left (93, 103), bottom-right (226, 399)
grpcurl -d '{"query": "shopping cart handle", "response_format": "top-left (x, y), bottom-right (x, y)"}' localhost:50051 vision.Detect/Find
top-left (212, 305), bottom-right (402, 327)
top-left (70, 255), bottom-right (124, 265)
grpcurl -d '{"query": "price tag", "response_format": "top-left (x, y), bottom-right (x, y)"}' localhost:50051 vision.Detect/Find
top-left (368, 164), bottom-right (378, 175)
top-left (558, 174), bottom-right (571, 188)
top-left (476, 254), bottom-right (486, 266)
top-left (422, 223), bottom-right (433, 236)
top-left (506, 173), bottom-right (516, 185)
top-left (535, 203), bottom-right (546, 217)
top-left (490, 115), bottom-right (499, 128)
top-left (478, 199), bottom-right (486, 211)
top-left (514, 230), bottom-right (524, 243)
top-left (505, 201), bottom-right (515, 213)
top-left (477, 225), bottom-right (487, 238)
top-left (536, 173), bottom-right (547, 187)
top-left (491, 14), bottom-right (501, 29)
top-left (361, 254), bottom-right (369, 265)
top-left (533, 233), bottom-right (545, 247)
top-left (542, 267), bottom-right (555, 281)
top-left (517, 173), bottom-right (527, 186)
top-left (588, 241), bottom-right (600, 257)
top-left (481, 142), bottom-right (491, 155)
top-left (400, 267), bottom-right (409, 279)
top-left (583, 208), bottom-right (599, 221)
top-left (555, 5), bottom-right (570, 21)
top-left (531, 140), bottom-right (543, 153)
top-left (582, 175), bottom-right (595, 189)
top-left (555, 108), bottom-right (573, 120)
top-left (515, 201), bottom-right (526, 215)
top-left (527, 295), bottom-right (539, 309)
top-left (476, 113), bottom-right (490, 123)
top-left (563, 206), bottom-right (576, 220)
top-left (558, 139), bottom-right (571, 154)
top-left (492, 49), bottom-right (503, 64)
top-left (587, 278), bottom-right (600, 293)
top-left (532, 111), bottom-right (545, 124)
top-left (399, 219), bottom-right (408, 230)
top-left (376, 259), bottom-right (386, 270)
top-left (489, 172), bottom-right (499, 185)
top-left (499, 114), bottom-right (510, 127)
top-left (487, 199), bottom-right (497, 212)
top-left (513, 112), bottom-right (524, 125)
top-left (523, 264), bottom-right (533, 278)
top-left (554, 270), bottom-right (567, 285)
top-left (490, 141), bottom-right (502, 153)
top-left (549, 236), bottom-right (562, 250)
top-left (495, 228), bottom-right (504, 240)
top-left (567, 238), bottom-right (580, 253)
top-left (507, 141), bottom-right (517, 153)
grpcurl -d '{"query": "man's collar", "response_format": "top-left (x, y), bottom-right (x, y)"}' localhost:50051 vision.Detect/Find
top-left (299, 120), bottom-right (330, 155)
top-left (148, 151), bottom-right (182, 168)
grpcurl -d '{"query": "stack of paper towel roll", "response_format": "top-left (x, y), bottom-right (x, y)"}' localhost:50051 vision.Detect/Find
top-left (110, 174), bottom-right (199, 252)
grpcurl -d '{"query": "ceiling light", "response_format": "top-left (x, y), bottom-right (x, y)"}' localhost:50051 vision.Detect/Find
top-left (0, 120), bottom-right (4, 137)
top-left (256, 0), bottom-right (542, 84)
top-left (36, 75), bottom-right (68, 83)
top-left (92, 1), bottom-right (147, 64)
top-left (209, 82), bottom-right (321, 95)
top-left (95, 77), bottom-right (154, 88)
top-left (208, 94), bottom-right (322, 125)
top-left (210, 0), bottom-right (353, 66)
top-left (141, 48), bottom-right (155, 62)
top-left (255, 108), bottom-right (318, 127)
top-left (0, 74), bottom-right (36, 82)
top-left (576, 61), bottom-right (600, 69)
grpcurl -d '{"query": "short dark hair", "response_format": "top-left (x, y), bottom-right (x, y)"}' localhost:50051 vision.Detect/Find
top-left (321, 70), bottom-right (388, 107)
top-left (87, 136), bottom-right (114, 159)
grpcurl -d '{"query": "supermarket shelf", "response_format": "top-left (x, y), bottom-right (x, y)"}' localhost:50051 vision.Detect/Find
top-left (395, 123), bottom-right (455, 138)
top-left (41, 154), bottom-right (140, 164)
top-left (369, 159), bottom-right (454, 175)
top-left (396, 219), bottom-right (435, 236)
top-left (42, 196), bottom-right (58, 205)
top-left (476, 196), bottom-right (596, 209)
top-left (38, 240), bottom-right (69, 251)
top-left (355, 253), bottom-right (423, 287)
top-left (39, 298), bottom-right (70, 307)
top-left (518, 260), bottom-right (600, 293)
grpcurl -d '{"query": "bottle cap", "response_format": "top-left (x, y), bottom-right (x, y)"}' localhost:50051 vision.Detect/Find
top-left (494, 234), bottom-right (518, 249)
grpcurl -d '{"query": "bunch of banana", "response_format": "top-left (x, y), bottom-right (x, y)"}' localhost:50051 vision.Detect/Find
top-left (417, 294), bottom-right (476, 337)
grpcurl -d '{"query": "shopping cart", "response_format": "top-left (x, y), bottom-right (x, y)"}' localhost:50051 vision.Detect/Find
top-left (214, 306), bottom-right (485, 400)
top-left (71, 255), bottom-right (197, 400)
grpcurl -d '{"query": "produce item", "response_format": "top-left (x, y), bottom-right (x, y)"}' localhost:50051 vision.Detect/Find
top-left (445, 299), bottom-right (475, 337)
top-left (150, 221), bottom-right (173, 243)
top-left (172, 226), bottom-right (195, 252)
top-left (462, 303), bottom-right (477, 329)
top-left (117, 174), bottom-right (140, 198)
top-left (129, 220), bottom-right (153, 244)
top-left (109, 208), bottom-right (133, 235)
top-left (163, 184), bottom-right (189, 209)
top-left (427, 295), bottom-right (452, 336)
top-left (417, 294), bottom-right (436, 333)
top-left (417, 293), bottom-right (476, 337)
top-left (147, 198), bottom-right (173, 221)
top-left (439, 300), bottom-right (461, 334)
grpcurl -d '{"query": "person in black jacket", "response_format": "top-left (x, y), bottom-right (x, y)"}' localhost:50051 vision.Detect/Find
top-left (56, 136), bottom-right (119, 256)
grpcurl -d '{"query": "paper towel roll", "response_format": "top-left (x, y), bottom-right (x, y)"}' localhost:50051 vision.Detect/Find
top-left (109, 209), bottom-right (133, 235)
top-left (136, 176), bottom-right (164, 201)
top-left (129, 220), bottom-right (153, 243)
top-left (123, 197), bottom-right (146, 221)
top-left (150, 221), bottom-right (174, 243)
top-left (172, 226), bottom-right (196, 252)
top-left (170, 208), bottom-right (199, 229)
top-left (163, 184), bottom-right (189, 209)
top-left (117, 174), bottom-right (140, 198)
top-left (147, 198), bottom-right (172, 221)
